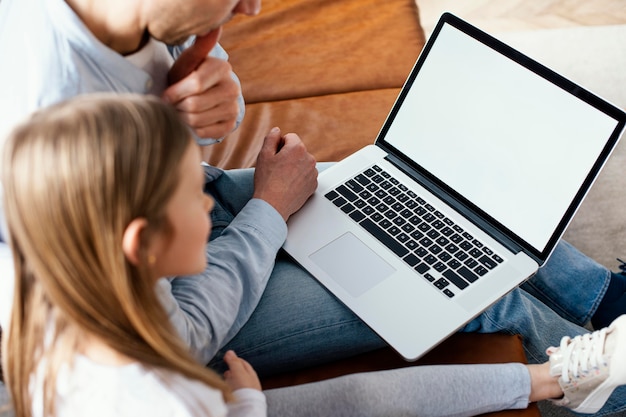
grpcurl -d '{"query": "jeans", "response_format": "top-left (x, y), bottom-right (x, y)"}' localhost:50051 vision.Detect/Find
top-left (207, 167), bottom-right (626, 416)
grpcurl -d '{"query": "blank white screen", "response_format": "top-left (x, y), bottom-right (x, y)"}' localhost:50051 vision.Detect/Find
top-left (385, 24), bottom-right (618, 251)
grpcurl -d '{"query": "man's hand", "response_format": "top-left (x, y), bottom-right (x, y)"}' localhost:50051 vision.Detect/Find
top-left (223, 350), bottom-right (262, 391)
top-left (163, 28), bottom-right (241, 140)
top-left (253, 127), bottom-right (318, 221)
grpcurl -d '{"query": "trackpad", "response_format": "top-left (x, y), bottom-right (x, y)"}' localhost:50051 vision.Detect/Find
top-left (309, 232), bottom-right (395, 297)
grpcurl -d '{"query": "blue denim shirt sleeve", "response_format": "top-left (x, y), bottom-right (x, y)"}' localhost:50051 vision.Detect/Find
top-left (157, 198), bottom-right (287, 364)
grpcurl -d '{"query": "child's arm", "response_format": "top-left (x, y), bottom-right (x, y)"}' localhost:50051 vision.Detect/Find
top-left (223, 350), bottom-right (267, 417)
top-left (223, 350), bottom-right (261, 391)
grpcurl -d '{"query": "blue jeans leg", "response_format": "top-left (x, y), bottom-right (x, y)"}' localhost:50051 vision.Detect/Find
top-left (462, 288), bottom-right (586, 364)
top-left (209, 249), bottom-right (386, 376)
top-left (521, 240), bottom-right (611, 327)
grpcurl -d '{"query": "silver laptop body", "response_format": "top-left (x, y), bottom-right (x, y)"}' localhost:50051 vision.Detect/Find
top-left (284, 13), bottom-right (626, 361)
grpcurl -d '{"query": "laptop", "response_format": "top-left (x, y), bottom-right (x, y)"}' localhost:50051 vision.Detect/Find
top-left (284, 12), bottom-right (626, 361)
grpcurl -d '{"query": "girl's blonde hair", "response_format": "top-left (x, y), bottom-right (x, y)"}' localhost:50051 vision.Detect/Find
top-left (1, 93), bottom-right (232, 417)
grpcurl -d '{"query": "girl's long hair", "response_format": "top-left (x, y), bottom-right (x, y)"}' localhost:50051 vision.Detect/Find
top-left (1, 94), bottom-right (232, 417)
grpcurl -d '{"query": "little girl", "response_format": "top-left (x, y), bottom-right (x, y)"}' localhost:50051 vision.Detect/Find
top-left (1, 93), bottom-right (264, 417)
top-left (1, 93), bottom-right (625, 417)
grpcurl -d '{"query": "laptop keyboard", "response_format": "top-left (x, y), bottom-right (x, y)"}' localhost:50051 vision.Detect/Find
top-left (324, 165), bottom-right (504, 299)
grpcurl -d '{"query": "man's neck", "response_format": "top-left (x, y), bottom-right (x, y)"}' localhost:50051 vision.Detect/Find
top-left (65, 0), bottom-right (146, 55)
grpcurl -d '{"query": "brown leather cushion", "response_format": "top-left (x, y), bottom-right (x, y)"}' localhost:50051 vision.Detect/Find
top-left (262, 332), bottom-right (540, 417)
top-left (204, 0), bottom-right (425, 168)
top-left (219, 0), bottom-right (424, 104)
top-left (205, 88), bottom-right (401, 169)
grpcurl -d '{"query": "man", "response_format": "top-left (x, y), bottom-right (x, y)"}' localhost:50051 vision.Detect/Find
top-left (1, 0), bottom-right (625, 413)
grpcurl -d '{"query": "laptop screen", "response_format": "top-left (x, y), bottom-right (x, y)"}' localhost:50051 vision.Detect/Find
top-left (379, 16), bottom-right (624, 259)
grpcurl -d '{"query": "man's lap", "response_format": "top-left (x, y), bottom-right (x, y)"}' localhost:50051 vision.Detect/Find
top-left (206, 167), bottom-right (608, 373)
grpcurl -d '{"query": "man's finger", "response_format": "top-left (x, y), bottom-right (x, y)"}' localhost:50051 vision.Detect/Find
top-left (261, 127), bottom-right (283, 154)
top-left (167, 27), bottom-right (222, 85)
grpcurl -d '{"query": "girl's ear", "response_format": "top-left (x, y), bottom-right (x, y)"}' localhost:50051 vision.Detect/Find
top-left (122, 218), bottom-right (149, 266)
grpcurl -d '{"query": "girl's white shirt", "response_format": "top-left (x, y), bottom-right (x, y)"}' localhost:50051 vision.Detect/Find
top-left (31, 354), bottom-right (266, 417)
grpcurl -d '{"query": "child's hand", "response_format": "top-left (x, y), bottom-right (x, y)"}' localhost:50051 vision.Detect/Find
top-left (223, 350), bottom-right (262, 391)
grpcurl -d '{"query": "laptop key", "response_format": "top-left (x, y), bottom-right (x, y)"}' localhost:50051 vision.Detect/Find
top-left (333, 196), bottom-right (347, 207)
top-left (434, 278), bottom-right (449, 289)
top-left (475, 265), bottom-right (489, 276)
top-left (336, 185), bottom-right (358, 202)
top-left (454, 251), bottom-right (468, 261)
top-left (430, 245), bottom-right (443, 255)
top-left (359, 218), bottom-right (409, 257)
top-left (388, 226), bottom-right (401, 236)
top-left (447, 259), bottom-right (462, 270)
top-left (440, 226), bottom-right (454, 236)
top-left (415, 262), bottom-right (429, 274)
top-left (438, 252), bottom-right (452, 262)
top-left (349, 210), bottom-right (365, 222)
top-left (458, 266), bottom-right (479, 283)
top-left (393, 217), bottom-right (406, 226)
top-left (432, 220), bottom-right (445, 229)
top-left (404, 253), bottom-right (419, 266)
top-left (346, 179), bottom-right (363, 193)
top-left (325, 190), bottom-right (339, 200)
top-left (423, 255), bottom-right (437, 265)
top-left (433, 262), bottom-right (446, 272)
top-left (397, 233), bottom-right (409, 243)
top-left (479, 255), bottom-right (498, 270)
top-left (443, 269), bottom-right (469, 290)
top-left (427, 229), bottom-right (440, 239)
top-left (464, 258), bottom-right (478, 269)
top-left (379, 219), bottom-right (392, 229)
top-left (445, 243), bottom-right (459, 254)
top-left (341, 203), bottom-right (355, 214)
top-left (355, 173), bottom-right (370, 185)
top-left (418, 223), bottom-right (431, 232)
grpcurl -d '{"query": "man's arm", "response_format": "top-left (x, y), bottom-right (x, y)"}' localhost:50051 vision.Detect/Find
top-left (158, 198), bottom-right (286, 365)
top-left (158, 128), bottom-right (318, 365)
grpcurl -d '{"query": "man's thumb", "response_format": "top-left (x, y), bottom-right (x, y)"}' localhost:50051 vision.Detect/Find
top-left (167, 27), bottom-right (222, 85)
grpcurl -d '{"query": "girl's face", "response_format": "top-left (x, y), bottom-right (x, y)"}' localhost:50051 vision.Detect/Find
top-left (151, 141), bottom-right (214, 278)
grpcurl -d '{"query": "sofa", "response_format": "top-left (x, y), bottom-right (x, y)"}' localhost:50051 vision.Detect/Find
top-left (199, 0), bottom-right (616, 416)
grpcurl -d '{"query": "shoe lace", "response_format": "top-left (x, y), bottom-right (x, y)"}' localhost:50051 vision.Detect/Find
top-left (558, 327), bottom-right (608, 384)
top-left (618, 258), bottom-right (626, 275)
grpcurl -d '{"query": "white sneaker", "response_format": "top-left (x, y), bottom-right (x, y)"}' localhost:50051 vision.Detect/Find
top-left (547, 314), bottom-right (626, 413)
